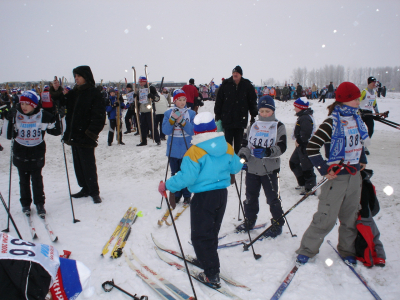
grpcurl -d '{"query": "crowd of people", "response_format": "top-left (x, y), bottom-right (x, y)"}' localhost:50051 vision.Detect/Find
top-left (0, 64), bottom-right (388, 289)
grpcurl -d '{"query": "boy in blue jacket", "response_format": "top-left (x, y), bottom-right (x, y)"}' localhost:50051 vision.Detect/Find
top-left (162, 89), bottom-right (196, 204)
top-left (159, 112), bottom-right (243, 288)
top-left (106, 89), bottom-right (125, 146)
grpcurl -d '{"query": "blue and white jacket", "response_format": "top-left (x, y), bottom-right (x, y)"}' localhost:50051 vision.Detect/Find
top-left (162, 107), bottom-right (196, 159)
top-left (166, 132), bottom-right (243, 194)
top-left (106, 96), bottom-right (125, 120)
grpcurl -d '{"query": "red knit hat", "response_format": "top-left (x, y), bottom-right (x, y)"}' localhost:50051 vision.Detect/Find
top-left (335, 82), bottom-right (360, 103)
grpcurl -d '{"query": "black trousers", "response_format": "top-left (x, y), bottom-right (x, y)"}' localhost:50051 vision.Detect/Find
top-left (155, 114), bottom-right (165, 139)
top-left (319, 95), bottom-right (326, 103)
top-left (361, 114), bottom-right (374, 138)
top-left (108, 119), bottom-right (123, 144)
top-left (125, 109), bottom-right (137, 132)
top-left (191, 188), bottom-right (227, 277)
top-left (289, 146), bottom-right (316, 190)
top-left (244, 172), bottom-right (285, 223)
top-left (17, 167), bottom-right (45, 207)
top-left (224, 128), bottom-right (244, 154)
top-left (71, 146), bottom-right (100, 196)
top-left (140, 112), bottom-right (160, 143)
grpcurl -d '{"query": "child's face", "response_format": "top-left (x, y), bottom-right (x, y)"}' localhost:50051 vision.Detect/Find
top-left (110, 92), bottom-right (115, 97)
top-left (175, 97), bottom-right (186, 109)
top-left (20, 102), bottom-right (35, 114)
top-left (259, 108), bottom-right (274, 117)
top-left (294, 107), bottom-right (301, 113)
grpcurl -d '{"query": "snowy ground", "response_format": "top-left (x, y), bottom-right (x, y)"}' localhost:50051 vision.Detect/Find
top-left (1, 93), bottom-right (399, 300)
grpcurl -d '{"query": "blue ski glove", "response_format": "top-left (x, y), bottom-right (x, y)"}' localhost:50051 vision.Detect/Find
top-left (253, 148), bottom-right (266, 159)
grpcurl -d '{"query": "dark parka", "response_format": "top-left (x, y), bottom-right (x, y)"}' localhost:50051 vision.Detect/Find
top-left (50, 66), bottom-right (105, 148)
top-left (214, 76), bottom-right (258, 129)
top-left (6, 105), bottom-right (61, 170)
top-left (294, 108), bottom-right (314, 148)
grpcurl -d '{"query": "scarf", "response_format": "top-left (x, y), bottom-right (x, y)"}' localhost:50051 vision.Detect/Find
top-left (328, 104), bottom-right (369, 163)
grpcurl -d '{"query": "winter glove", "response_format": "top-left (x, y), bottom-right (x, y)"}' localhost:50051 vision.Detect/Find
top-left (253, 148), bottom-right (266, 159)
top-left (170, 110), bottom-right (181, 121)
top-left (238, 147), bottom-right (250, 162)
top-left (147, 93), bottom-right (155, 101)
top-left (158, 181), bottom-right (167, 197)
top-left (113, 101), bottom-right (119, 107)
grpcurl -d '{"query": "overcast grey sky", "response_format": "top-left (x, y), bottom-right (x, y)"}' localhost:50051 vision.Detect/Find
top-left (1, 0), bottom-right (399, 85)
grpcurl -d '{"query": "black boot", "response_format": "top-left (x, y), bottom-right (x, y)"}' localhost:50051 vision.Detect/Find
top-left (235, 216), bottom-right (257, 232)
top-left (22, 206), bottom-right (31, 215)
top-left (136, 142), bottom-right (147, 146)
top-left (92, 195), bottom-right (102, 204)
top-left (197, 272), bottom-right (221, 288)
top-left (183, 197), bottom-right (191, 205)
top-left (263, 218), bottom-right (283, 238)
top-left (36, 204), bottom-right (46, 216)
top-left (71, 189), bottom-right (89, 198)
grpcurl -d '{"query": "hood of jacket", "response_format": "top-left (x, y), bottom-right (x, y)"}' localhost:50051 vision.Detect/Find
top-left (73, 65), bottom-right (96, 87)
top-left (192, 132), bottom-right (227, 157)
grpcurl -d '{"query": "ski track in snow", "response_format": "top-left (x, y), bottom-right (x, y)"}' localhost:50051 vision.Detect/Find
top-left (0, 94), bottom-right (399, 300)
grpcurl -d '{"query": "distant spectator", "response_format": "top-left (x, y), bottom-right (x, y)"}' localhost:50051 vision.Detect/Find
top-left (327, 82), bottom-right (334, 98)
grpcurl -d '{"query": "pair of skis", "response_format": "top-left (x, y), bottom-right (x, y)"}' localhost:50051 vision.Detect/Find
top-left (270, 240), bottom-right (382, 300)
top-left (125, 249), bottom-right (194, 300)
top-left (25, 212), bottom-right (58, 242)
top-left (101, 207), bottom-right (138, 258)
top-left (158, 203), bottom-right (189, 226)
top-left (152, 234), bottom-right (250, 299)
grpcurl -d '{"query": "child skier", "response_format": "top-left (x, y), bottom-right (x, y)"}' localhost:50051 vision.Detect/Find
top-left (106, 89), bottom-right (125, 146)
top-left (3, 91), bottom-right (61, 215)
top-left (158, 112), bottom-right (242, 288)
top-left (162, 89), bottom-right (196, 204)
top-left (237, 95), bottom-right (287, 238)
top-left (289, 97), bottom-right (317, 195)
top-left (296, 82), bottom-right (369, 265)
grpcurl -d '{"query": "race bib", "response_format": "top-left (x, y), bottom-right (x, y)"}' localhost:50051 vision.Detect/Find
top-left (360, 90), bottom-right (375, 111)
top-left (342, 116), bottom-right (362, 164)
top-left (139, 88), bottom-right (148, 104)
top-left (248, 121), bottom-right (278, 155)
top-left (0, 233), bottom-right (59, 286)
top-left (15, 110), bottom-right (44, 147)
top-left (169, 108), bottom-right (190, 137)
top-left (126, 91), bottom-right (135, 104)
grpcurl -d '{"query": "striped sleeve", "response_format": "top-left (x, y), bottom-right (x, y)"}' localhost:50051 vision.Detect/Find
top-left (306, 118), bottom-right (332, 158)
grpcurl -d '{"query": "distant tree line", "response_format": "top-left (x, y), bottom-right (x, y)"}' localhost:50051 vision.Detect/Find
top-left (263, 65), bottom-right (400, 91)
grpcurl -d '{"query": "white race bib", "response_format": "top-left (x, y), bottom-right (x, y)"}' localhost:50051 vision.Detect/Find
top-left (41, 91), bottom-right (51, 103)
top-left (126, 91), bottom-right (135, 104)
top-left (342, 116), bottom-right (362, 164)
top-left (248, 121), bottom-right (278, 155)
top-left (360, 89), bottom-right (375, 111)
top-left (15, 110), bottom-right (44, 147)
top-left (0, 233), bottom-right (59, 286)
top-left (139, 88), bottom-right (149, 104)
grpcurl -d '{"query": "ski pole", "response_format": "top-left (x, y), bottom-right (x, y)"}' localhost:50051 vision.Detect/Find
top-left (238, 169), bottom-right (243, 221)
top-left (57, 103), bottom-right (80, 223)
top-left (375, 117), bottom-right (400, 129)
top-left (0, 192), bottom-right (22, 239)
top-left (144, 65), bottom-right (155, 143)
top-left (2, 109), bottom-right (15, 233)
top-left (264, 171), bottom-right (296, 238)
top-left (102, 279), bottom-right (148, 300)
top-left (233, 180), bottom-right (262, 260)
top-left (243, 159), bottom-right (345, 251)
top-left (157, 120), bottom-right (175, 209)
top-left (160, 187), bottom-right (198, 299)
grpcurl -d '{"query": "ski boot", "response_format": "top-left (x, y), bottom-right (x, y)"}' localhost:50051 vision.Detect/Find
top-left (92, 195), bottom-right (102, 204)
top-left (263, 218), bottom-right (283, 238)
top-left (71, 189), bottom-right (89, 198)
top-left (296, 254), bottom-right (309, 265)
top-left (22, 206), bottom-right (31, 215)
top-left (183, 197), bottom-right (191, 205)
top-left (197, 272), bottom-right (221, 289)
top-left (344, 256), bottom-right (357, 267)
top-left (36, 204), bottom-right (46, 216)
top-left (235, 217), bottom-right (257, 233)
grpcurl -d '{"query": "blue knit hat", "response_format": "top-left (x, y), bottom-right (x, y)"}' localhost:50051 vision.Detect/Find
top-left (258, 95), bottom-right (275, 111)
top-left (294, 97), bottom-right (309, 110)
top-left (20, 91), bottom-right (40, 108)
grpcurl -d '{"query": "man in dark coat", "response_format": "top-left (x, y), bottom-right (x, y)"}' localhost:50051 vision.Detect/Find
top-left (328, 81), bottom-right (334, 98)
top-left (214, 65), bottom-right (258, 153)
top-left (51, 65), bottom-right (105, 204)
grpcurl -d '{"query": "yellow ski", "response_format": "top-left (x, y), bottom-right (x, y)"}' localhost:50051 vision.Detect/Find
top-left (101, 207), bottom-right (132, 256)
top-left (110, 208), bottom-right (138, 258)
top-left (157, 208), bottom-right (172, 226)
top-left (165, 204), bottom-right (189, 226)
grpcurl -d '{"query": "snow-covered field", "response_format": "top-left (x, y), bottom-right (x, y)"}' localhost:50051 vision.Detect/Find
top-left (1, 93), bottom-right (399, 300)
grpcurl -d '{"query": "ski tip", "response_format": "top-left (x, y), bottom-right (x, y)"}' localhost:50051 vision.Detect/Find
top-left (53, 237), bottom-right (58, 242)
top-left (33, 234), bottom-right (38, 239)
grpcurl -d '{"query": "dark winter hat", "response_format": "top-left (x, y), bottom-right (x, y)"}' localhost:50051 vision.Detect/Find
top-left (258, 95), bottom-right (275, 111)
top-left (232, 65), bottom-right (243, 76)
top-left (109, 88), bottom-right (115, 93)
top-left (294, 97), bottom-right (309, 110)
top-left (72, 65), bottom-right (96, 86)
top-left (189, 78), bottom-right (195, 84)
top-left (126, 83), bottom-right (133, 89)
top-left (20, 91), bottom-right (40, 108)
top-left (335, 82), bottom-right (360, 103)
top-left (367, 76), bottom-right (377, 84)
top-left (193, 112), bottom-right (217, 135)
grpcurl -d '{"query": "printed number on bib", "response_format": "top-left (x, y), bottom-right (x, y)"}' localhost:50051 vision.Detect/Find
top-left (9, 239), bottom-right (36, 257)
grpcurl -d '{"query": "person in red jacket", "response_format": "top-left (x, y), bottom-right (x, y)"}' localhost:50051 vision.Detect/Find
top-left (181, 78), bottom-right (199, 110)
